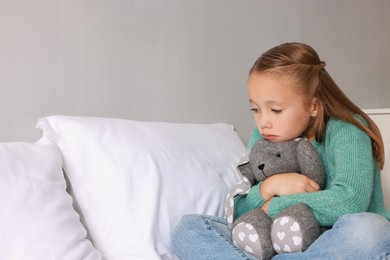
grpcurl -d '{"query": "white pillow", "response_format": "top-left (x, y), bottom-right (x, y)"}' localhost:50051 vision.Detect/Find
top-left (0, 141), bottom-right (102, 260)
top-left (37, 115), bottom-right (246, 260)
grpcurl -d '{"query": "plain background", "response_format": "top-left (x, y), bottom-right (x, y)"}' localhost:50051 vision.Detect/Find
top-left (0, 0), bottom-right (389, 143)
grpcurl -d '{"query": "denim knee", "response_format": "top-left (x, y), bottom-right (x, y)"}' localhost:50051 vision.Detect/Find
top-left (335, 212), bottom-right (389, 234)
top-left (171, 214), bottom-right (256, 260)
top-left (174, 214), bottom-right (200, 229)
top-left (171, 215), bottom-right (198, 257)
top-left (336, 213), bottom-right (390, 254)
top-left (172, 215), bottom-right (200, 242)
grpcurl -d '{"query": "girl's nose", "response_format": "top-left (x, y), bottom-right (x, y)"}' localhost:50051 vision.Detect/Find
top-left (259, 115), bottom-right (272, 130)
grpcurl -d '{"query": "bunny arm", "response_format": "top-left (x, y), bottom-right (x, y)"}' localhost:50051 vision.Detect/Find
top-left (225, 150), bottom-right (255, 229)
top-left (224, 176), bottom-right (252, 229)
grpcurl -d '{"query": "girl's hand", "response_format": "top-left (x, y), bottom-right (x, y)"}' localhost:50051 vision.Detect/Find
top-left (260, 173), bottom-right (320, 201)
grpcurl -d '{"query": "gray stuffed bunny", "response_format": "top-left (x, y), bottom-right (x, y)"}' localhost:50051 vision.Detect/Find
top-left (225, 137), bottom-right (325, 260)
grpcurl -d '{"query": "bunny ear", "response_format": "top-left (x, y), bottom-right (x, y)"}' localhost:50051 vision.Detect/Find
top-left (238, 149), bottom-right (250, 166)
top-left (237, 149), bottom-right (257, 185)
top-left (236, 150), bottom-right (251, 177)
top-left (237, 149), bottom-right (250, 177)
top-left (236, 162), bottom-right (249, 177)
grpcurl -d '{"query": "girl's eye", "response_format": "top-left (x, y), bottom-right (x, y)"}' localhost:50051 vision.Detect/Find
top-left (250, 108), bottom-right (260, 113)
top-left (271, 109), bottom-right (282, 113)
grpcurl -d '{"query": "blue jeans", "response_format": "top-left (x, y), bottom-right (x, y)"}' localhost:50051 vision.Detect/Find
top-left (171, 213), bottom-right (390, 260)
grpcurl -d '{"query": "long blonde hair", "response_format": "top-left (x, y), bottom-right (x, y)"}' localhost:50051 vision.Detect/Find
top-left (249, 42), bottom-right (384, 169)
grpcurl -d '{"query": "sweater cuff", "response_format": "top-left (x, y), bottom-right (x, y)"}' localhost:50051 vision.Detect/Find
top-left (233, 182), bottom-right (266, 219)
top-left (267, 196), bottom-right (287, 218)
top-left (247, 182), bottom-right (266, 207)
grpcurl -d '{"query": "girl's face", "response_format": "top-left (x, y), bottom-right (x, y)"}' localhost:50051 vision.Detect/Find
top-left (248, 73), bottom-right (317, 142)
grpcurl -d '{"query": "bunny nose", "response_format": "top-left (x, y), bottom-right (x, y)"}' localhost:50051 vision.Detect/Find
top-left (258, 164), bottom-right (265, 171)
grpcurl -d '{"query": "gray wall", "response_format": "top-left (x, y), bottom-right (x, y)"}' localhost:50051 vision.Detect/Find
top-left (1, 0), bottom-right (389, 143)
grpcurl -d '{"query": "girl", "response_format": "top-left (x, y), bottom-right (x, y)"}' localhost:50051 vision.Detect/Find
top-left (171, 42), bottom-right (390, 259)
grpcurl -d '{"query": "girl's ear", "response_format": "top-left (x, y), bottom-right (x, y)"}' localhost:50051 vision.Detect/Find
top-left (310, 98), bottom-right (318, 117)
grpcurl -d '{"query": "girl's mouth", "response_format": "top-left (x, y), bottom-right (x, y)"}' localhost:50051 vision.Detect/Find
top-left (262, 134), bottom-right (278, 141)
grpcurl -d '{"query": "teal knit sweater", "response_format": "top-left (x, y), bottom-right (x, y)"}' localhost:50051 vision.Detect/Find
top-left (234, 118), bottom-right (390, 227)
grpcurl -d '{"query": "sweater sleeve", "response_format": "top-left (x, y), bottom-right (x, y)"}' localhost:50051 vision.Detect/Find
top-left (267, 120), bottom-right (375, 227)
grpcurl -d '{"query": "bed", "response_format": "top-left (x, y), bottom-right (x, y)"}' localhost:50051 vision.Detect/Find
top-left (1, 110), bottom-right (389, 260)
